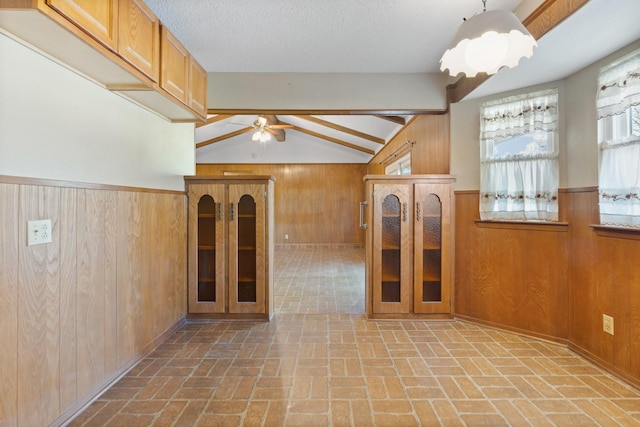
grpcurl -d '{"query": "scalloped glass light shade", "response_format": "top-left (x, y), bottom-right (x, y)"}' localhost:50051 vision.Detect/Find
top-left (440, 9), bottom-right (536, 77)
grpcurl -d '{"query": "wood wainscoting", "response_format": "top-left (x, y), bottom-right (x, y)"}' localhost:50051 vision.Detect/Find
top-left (455, 188), bottom-right (640, 389)
top-left (196, 163), bottom-right (367, 246)
top-left (0, 176), bottom-right (187, 427)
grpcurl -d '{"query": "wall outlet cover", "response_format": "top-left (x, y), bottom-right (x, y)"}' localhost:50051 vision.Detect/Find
top-left (27, 219), bottom-right (52, 246)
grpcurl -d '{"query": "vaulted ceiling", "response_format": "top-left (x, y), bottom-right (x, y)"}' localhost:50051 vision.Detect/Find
top-left (143, 0), bottom-right (640, 163)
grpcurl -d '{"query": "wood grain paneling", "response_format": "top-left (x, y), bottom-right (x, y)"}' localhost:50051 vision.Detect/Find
top-left (18, 185), bottom-right (61, 427)
top-left (368, 114), bottom-right (450, 175)
top-left (117, 191), bottom-right (143, 365)
top-left (457, 188), bottom-right (640, 388)
top-left (59, 188), bottom-right (78, 410)
top-left (196, 164), bottom-right (367, 245)
top-left (0, 177), bottom-right (187, 426)
top-left (0, 184), bottom-right (19, 427)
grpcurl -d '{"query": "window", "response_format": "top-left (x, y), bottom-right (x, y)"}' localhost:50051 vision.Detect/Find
top-left (385, 153), bottom-right (411, 175)
top-left (479, 88), bottom-right (559, 221)
top-left (597, 49), bottom-right (640, 228)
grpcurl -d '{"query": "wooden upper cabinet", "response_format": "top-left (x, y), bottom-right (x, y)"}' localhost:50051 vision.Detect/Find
top-left (160, 25), bottom-right (189, 104)
top-left (189, 58), bottom-right (207, 117)
top-left (47, 0), bottom-right (118, 51)
top-left (117, 0), bottom-right (159, 81)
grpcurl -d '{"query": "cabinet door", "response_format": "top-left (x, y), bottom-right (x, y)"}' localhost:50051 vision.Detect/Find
top-left (413, 184), bottom-right (451, 314)
top-left (228, 184), bottom-right (266, 314)
top-left (188, 184), bottom-right (226, 313)
top-left (48, 0), bottom-right (118, 51)
top-left (188, 57), bottom-right (207, 116)
top-left (160, 25), bottom-right (188, 104)
top-left (372, 184), bottom-right (412, 314)
top-left (118, 0), bottom-right (159, 81)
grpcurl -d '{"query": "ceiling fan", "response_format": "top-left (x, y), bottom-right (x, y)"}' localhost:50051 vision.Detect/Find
top-left (248, 115), bottom-right (293, 142)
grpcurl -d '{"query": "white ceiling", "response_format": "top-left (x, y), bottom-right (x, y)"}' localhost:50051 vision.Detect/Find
top-left (143, 0), bottom-right (640, 163)
top-left (144, 0), bottom-right (523, 73)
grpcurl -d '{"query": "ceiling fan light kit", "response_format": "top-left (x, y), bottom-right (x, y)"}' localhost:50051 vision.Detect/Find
top-left (439, 1), bottom-right (536, 78)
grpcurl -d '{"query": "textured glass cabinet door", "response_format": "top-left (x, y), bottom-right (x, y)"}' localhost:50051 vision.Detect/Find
top-left (228, 184), bottom-right (266, 314)
top-left (414, 184), bottom-right (451, 314)
top-left (188, 184), bottom-right (225, 314)
top-left (372, 184), bottom-right (411, 314)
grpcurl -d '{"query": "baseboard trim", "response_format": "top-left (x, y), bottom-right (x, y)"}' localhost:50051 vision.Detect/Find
top-left (568, 343), bottom-right (640, 391)
top-left (53, 317), bottom-right (186, 427)
top-left (456, 315), bottom-right (640, 392)
top-left (455, 314), bottom-right (568, 346)
top-left (275, 243), bottom-right (364, 249)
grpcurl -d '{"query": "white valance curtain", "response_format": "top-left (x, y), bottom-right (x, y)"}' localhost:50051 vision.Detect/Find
top-left (597, 49), bottom-right (640, 227)
top-left (479, 89), bottom-right (559, 221)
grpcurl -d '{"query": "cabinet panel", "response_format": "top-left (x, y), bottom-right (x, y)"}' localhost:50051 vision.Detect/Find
top-left (160, 26), bottom-right (188, 104)
top-left (188, 184), bottom-right (225, 313)
top-left (186, 176), bottom-right (274, 320)
top-left (48, 0), bottom-right (118, 51)
top-left (414, 184), bottom-right (452, 314)
top-left (189, 58), bottom-right (207, 116)
top-left (228, 184), bottom-right (266, 314)
top-left (365, 175), bottom-right (455, 319)
top-left (371, 183), bottom-right (412, 314)
top-left (118, 0), bottom-right (159, 81)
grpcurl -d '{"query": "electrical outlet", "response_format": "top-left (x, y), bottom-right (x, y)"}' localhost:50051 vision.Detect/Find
top-left (27, 219), bottom-right (52, 246)
top-left (603, 314), bottom-right (614, 335)
top-left (285, 234), bottom-right (289, 240)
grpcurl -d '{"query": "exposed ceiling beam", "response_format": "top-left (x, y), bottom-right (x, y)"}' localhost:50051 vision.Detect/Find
top-left (376, 115), bottom-right (406, 125)
top-left (280, 122), bottom-right (376, 155)
top-left (446, 0), bottom-right (589, 104)
top-left (196, 126), bottom-right (253, 148)
top-left (297, 115), bottom-right (385, 145)
top-left (196, 114), bottom-right (234, 128)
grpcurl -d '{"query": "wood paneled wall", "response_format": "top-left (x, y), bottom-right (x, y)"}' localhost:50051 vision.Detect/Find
top-left (455, 188), bottom-right (640, 388)
top-left (195, 164), bottom-right (368, 245)
top-left (368, 114), bottom-right (450, 175)
top-left (0, 177), bottom-right (187, 427)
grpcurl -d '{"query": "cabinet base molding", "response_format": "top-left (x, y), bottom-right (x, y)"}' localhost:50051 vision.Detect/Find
top-left (368, 313), bottom-right (454, 320)
top-left (275, 243), bottom-right (364, 249)
top-left (52, 317), bottom-right (186, 427)
top-left (187, 313), bottom-right (274, 322)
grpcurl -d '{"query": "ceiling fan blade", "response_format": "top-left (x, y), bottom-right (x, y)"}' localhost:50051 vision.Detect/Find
top-left (268, 124), bottom-right (294, 129)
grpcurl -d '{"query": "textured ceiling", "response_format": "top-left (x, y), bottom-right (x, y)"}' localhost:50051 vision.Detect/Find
top-left (143, 0), bottom-right (523, 73)
top-left (142, 0), bottom-right (640, 164)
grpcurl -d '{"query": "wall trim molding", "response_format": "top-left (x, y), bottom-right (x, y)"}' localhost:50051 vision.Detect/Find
top-left (455, 314), bottom-right (568, 346)
top-left (0, 175), bottom-right (186, 195)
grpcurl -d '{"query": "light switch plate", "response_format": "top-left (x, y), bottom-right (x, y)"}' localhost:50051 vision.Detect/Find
top-left (27, 219), bottom-right (52, 246)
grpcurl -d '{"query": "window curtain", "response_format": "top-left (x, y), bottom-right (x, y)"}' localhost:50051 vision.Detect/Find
top-left (597, 49), bottom-right (640, 227)
top-left (479, 89), bottom-right (559, 221)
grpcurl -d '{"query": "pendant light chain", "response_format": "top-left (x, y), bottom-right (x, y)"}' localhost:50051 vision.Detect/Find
top-left (482, 0), bottom-right (487, 12)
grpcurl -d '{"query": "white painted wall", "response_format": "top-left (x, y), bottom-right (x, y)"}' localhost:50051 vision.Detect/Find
top-left (451, 39), bottom-right (640, 191)
top-left (207, 72), bottom-right (448, 111)
top-left (0, 34), bottom-right (195, 191)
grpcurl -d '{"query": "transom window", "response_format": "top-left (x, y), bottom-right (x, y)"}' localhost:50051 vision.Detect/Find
top-left (385, 153), bottom-right (411, 175)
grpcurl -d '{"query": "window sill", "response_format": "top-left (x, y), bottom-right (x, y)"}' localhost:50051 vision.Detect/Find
top-left (591, 224), bottom-right (640, 241)
top-left (475, 220), bottom-right (569, 232)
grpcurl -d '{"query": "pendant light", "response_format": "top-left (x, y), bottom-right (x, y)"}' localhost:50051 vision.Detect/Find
top-left (440, 0), bottom-right (536, 77)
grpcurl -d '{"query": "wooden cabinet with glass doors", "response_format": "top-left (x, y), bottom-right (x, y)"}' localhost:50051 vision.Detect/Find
top-left (185, 176), bottom-right (275, 320)
top-left (363, 175), bottom-right (455, 319)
